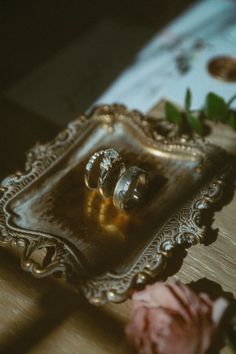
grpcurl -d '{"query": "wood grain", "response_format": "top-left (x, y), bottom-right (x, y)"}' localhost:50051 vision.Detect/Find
top-left (0, 100), bottom-right (235, 354)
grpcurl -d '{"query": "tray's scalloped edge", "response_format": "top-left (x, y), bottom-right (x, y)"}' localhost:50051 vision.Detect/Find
top-left (0, 104), bottom-right (230, 304)
top-left (81, 174), bottom-right (226, 304)
top-left (0, 112), bottom-right (88, 279)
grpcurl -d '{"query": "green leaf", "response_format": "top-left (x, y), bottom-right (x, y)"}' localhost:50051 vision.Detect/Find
top-left (185, 88), bottom-right (192, 112)
top-left (205, 92), bottom-right (228, 121)
top-left (227, 112), bottom-right (236, 130)
top-left (186, 112), bottom-right (203, 135)
top-left (227, 94), bottom-right (236, 107)
top-left (165, 101), bottom-right (183, 125)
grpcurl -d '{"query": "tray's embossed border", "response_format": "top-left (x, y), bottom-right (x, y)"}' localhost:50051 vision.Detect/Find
top-left (81, 176), bottom-right (225, 304)
top-left (0, 104), bottom-right (229, 304)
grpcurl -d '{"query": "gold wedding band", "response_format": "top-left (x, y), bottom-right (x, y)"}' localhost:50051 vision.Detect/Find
top-left (113, 166), bottom-right (149, 212)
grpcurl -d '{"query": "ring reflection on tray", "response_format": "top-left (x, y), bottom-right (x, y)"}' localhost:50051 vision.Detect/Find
top-left (85, 190), bottom-right (141, 241)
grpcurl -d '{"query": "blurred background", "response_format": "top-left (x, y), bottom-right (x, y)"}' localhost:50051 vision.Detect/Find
top-left (0, 0), bottom-right (195, 102)
top-left (0, 0), bottom-right (193, 119)
top-left (0, 0), bottom-right (195, 179)
top-left (1, 0), bottom-right (236, 177)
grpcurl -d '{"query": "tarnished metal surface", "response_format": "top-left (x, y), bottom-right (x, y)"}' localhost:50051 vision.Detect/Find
top-left (0, 104), bottom-right (230, 304)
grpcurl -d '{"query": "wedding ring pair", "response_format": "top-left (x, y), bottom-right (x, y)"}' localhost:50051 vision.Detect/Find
top-left (84, 148), bottom-right (148, 212)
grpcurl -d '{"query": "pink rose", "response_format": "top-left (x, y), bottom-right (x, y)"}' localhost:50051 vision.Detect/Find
top-left (126, 281), bottom-right (228, 354)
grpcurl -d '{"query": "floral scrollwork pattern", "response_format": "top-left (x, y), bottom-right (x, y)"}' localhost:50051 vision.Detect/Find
top-left (0, 104), bottom-right (230, 304)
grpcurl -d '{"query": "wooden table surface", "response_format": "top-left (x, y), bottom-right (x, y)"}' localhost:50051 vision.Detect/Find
top-left (0, 99), bottom-right (235, 354)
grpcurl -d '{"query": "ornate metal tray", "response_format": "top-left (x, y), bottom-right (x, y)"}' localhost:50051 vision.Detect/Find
top-left (0, 104), bottom-right (230, 304)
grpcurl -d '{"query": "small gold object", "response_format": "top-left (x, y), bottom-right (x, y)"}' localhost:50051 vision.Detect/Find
top-left (113, 166), bottom-right (149, 211)
top-left (98, 150), bottom-right (126, 198)
top-left (85, 149), bottom-right (149, 211)
top-left (208, 56), bottom-right (236, 82)
top-left (84, 149), bottom-right (105, 190)
top-left (84, 148), bottom-right (123, 193)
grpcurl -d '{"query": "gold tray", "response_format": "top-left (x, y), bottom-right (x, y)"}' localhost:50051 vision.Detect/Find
top-left (0, 104), bottom-right (230, 304)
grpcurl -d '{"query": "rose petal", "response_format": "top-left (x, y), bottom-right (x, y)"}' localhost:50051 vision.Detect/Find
top-left (127, 281), bottom-right (228, 354)
top-left (133, 282), bottom-right (191, 321)
top-left (212, 297), bottom-right (228, 325)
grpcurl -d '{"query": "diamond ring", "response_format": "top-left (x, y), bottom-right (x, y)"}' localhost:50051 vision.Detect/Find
top-left (85, 148), bottom-right (125, 197)
top-left (84, 149), bottom-right (107, 190)
top-left (98, 149), bottom-right (126, 198)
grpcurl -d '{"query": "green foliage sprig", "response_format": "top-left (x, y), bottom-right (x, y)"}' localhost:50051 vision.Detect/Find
top-left (165, 89), bottom-right (236, 135)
